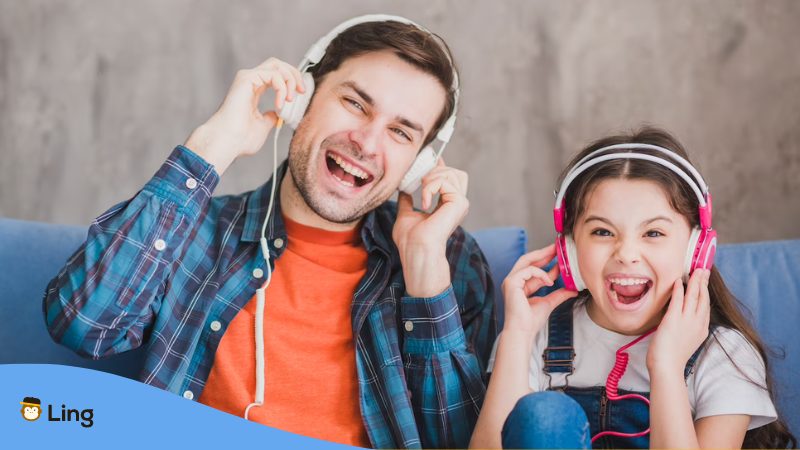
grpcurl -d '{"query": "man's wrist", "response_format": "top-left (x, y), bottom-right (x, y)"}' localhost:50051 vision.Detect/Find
top-left (401, 243), bottom-right (450, 297)
top-left (184, 125), bottom-right (234, 175)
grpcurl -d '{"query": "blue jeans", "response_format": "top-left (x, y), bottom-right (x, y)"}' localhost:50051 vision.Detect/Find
top-left (501, 391), bottom-right (592, 449)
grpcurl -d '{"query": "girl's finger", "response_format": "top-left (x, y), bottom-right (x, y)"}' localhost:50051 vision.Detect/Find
top-left (697, 269), bottom-right (712, 316)
top-left (521, 266), bottom-right (555, 295)
top-left (532, 288), bottom-right (579, 312)
top-left (667, 279), bottom-right (685, 318)
top-left (510, 244), bottom-right (558, 273)
top-left (683, 269), bottom-right (704, 314)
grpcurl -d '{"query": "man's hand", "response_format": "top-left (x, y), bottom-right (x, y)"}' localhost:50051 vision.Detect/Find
top-left (392, 158), bottom-right (469, 297)
top-left (184, 57), bottom-right (306, 175)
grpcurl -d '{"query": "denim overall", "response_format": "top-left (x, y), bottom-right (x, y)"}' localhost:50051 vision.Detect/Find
top-left (540, 299), bottom-right (704, 449)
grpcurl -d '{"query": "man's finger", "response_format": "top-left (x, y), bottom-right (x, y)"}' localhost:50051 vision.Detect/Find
top-left (397, 192), bottom-right (414, 213)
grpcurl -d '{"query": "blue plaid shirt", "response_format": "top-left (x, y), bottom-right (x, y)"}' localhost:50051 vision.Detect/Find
top-left (44, 145), bottom-right (495, 448)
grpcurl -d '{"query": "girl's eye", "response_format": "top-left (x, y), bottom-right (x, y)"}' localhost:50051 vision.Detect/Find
top-left (591, 228), bottom-right (612, 237)
top-left (645, 230), bottom-right (665, 238)
top-left (391, 128), bottom-right (412, 142)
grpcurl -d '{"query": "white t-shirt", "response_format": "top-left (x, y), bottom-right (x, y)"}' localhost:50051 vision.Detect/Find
top-left (488, 302), bottom-right (777, 430)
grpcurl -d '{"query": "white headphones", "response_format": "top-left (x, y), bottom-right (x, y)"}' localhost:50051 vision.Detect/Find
top-left (277, 14), bottom-right (460, 193)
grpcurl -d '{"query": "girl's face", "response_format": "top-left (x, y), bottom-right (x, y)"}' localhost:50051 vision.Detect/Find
top-left (573, 178), bottom-right (692, 335)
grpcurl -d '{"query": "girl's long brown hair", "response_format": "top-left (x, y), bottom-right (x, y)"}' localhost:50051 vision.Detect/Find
top-left (557, 126), bottom-right (796, 448)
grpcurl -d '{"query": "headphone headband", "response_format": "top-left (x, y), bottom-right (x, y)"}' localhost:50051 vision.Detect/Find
top-left (302, 14), bottom-right (459, 144)
top-left (553, 145), bottom-right (713, 232)
top-left (565, 143), bottom-right (709, 194)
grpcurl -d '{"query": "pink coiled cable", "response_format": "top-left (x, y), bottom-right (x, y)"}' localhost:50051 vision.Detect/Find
top-left (590, 327), bottom-right (657, 444)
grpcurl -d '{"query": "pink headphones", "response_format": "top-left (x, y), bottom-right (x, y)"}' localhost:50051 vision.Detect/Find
top-left (553, 143), bottom-right (717, 291)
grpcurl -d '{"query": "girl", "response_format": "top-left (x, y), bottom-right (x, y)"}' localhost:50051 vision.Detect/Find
top-left (470, 127), bottom-right (796, 449)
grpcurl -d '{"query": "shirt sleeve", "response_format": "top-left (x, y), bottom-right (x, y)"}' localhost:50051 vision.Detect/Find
top-left (42, 145), bottom-right (219, 359)
top-left (399, 227), bottom-right (496, 448)
top-left (689, 327), bottom-right (778, 430)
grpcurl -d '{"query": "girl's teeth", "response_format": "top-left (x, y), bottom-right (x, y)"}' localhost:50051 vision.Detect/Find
top-left (610, 278), bottom-right (649, 286)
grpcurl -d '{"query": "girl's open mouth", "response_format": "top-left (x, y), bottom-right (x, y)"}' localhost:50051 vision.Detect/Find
top-left (606, 276), bottom-right (653, 309)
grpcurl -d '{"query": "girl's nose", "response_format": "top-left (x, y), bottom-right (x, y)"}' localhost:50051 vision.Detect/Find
top-left (614, 237), bottom-right (641, 265)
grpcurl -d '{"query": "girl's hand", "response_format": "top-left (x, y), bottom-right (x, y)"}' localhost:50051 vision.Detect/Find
top-left (501, 244), bottom-right (579, 337)
top-left (647, 269), bottom-right (711, 373)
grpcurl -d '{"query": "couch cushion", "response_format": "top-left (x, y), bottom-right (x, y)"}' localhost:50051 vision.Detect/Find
top-left (0, 218), bottom-right (144, 378)
top-left (471, 227), bottom-right (528, 333)
top-left (713, 239), bottom-right (799, 436)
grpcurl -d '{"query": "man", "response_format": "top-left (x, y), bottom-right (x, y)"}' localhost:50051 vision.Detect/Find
top-left (44, 16), bottom-right (494, 448)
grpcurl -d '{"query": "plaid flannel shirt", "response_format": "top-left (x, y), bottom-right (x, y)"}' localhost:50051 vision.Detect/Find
top-left (44, 145), bottom-right (496, 448)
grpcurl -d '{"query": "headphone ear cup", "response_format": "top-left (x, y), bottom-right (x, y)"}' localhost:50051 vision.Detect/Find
top-left (563, 234), bottom-right (585, 291)
top-left (687, 228), bottom-right (717, 280)
top-left (278, 72), bottom-right (315, 130)
top-left (683, 227), bottom-right (702, 281)
top-left (556, 235), bottom-right (576, 291)
top-left (398, 146), bottom-right (437, 194)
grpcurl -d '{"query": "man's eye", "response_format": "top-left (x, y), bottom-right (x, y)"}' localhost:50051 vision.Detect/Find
top-left (345, 98), bottom-right (364, 112)
top-left (645, 230), bottom-right (665, 238)
top-left (591, 228), bottom-right (612, 237)
top-left (392, 128), bottom-right (411, 142)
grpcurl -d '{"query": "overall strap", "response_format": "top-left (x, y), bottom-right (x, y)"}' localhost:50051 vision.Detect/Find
top-left (684, 326), bottom-right (717, 380)
top-left (543, 298), bottom-right (577, 375)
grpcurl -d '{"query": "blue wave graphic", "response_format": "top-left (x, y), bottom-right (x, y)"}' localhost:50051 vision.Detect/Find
top-left (2, 364), bottom-right (360, 449)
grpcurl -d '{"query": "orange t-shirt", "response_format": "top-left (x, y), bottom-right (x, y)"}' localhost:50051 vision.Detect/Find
top-left (199, 215), bottom-right (371, 448)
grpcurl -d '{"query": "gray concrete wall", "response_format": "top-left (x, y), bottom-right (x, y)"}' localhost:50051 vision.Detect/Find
top-left (1, 0), bottom-right (798, 248)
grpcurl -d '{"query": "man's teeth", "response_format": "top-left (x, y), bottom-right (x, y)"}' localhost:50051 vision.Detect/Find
top-left (331, 155), bottom-right (368, 180)
top-left (610, 278), bottom-right (649, 286)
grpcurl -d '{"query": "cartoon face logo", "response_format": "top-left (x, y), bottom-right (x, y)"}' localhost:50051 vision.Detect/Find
top-left (20, 397), bottom-right (42, 421)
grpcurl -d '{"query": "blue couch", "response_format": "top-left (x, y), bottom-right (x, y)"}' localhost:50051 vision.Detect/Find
top-left (1, 218), bottom-right (797, 435)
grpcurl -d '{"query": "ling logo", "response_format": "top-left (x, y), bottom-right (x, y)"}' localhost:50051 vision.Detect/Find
top-left (20, 397), bottom-right (42, 421)
top-left (19, 396), bottom-right (94, 428)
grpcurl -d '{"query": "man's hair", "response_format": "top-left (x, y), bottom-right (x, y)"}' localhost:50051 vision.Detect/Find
top-left (309, 20), bottom-right (458, 148)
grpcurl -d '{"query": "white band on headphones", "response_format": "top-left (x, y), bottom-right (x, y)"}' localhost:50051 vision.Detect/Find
top-left (280, 14), bottom-right (460, 194)
top-left (565, 143), bottom-right (709, 195)
top-left (555, 151), bottom-right (708, 210)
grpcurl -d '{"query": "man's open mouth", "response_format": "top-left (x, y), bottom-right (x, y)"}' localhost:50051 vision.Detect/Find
top-left (325, 151), bottom-right (374, 188)
top-left (607, 276), bottom-right (653, 305)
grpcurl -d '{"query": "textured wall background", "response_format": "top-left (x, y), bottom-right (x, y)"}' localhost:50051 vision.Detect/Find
top-left (1, 0), bottom-right (798, 248)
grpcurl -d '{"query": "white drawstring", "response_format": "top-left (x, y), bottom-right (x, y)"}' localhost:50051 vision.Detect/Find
top-left (244, 118), bottom-right (282, 419)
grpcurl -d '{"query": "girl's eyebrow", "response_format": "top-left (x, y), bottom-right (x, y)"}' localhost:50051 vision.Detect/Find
top-left (641, 216), bottom-right (674, 226)
top-left (583, 215), bottom-right (673, 226)
top-left (583, 215), bottom-right (614, 226)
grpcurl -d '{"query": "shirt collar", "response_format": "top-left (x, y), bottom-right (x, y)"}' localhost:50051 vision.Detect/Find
top-left (242, 161), bottom-right (288, 243)
top-left (240, 159), bottom-right (394, 255)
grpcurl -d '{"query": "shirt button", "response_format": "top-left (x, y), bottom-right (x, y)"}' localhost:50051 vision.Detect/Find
top-left (209, 320), bottom-right (222, 332)
top-left (404, 321), bottom-right (414, 332)
top-left (183, 390), bottom-right (194, 400)
top-left (273, 238), bottom-right (284, 249)
top-left (154, 239), bottom-right (166, 251)
top-left (252, 268), bottom-right (264, 279)
top-left (185, 178), bottom-right (198, 189)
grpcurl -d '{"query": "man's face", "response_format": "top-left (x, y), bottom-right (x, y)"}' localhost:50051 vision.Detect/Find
top-left (288, 50), bottom-right (447, 223)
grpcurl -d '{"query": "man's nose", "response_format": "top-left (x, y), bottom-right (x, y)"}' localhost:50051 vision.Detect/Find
top-left (348, 121), bottom-right (383, 157)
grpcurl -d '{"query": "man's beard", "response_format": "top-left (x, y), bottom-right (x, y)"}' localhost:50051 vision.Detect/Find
top-left (287, 128), bottom-right (389, 224)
